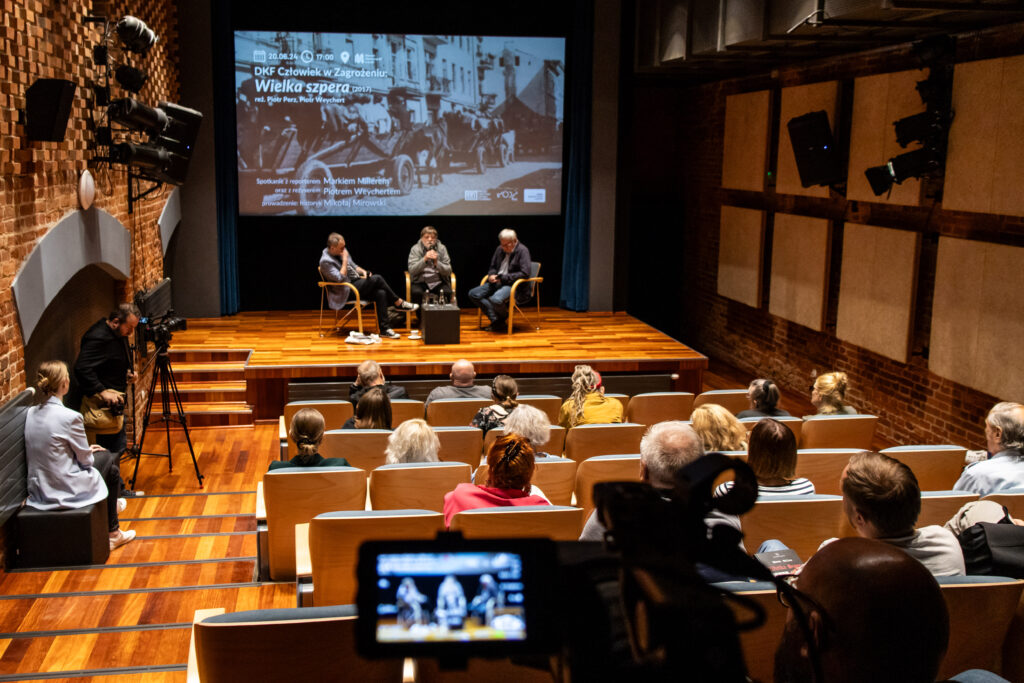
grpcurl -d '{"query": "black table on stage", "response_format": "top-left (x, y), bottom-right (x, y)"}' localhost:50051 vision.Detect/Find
top-left (421, 303), bottom-right (461, 345)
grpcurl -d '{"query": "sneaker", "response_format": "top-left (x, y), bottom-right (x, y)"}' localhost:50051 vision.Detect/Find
top-left (382, 328), bottom-right (401, 339)
top-left (117, 498), bottom-right (127, 513)
top-left (109, 528), bottom-right (136, 550)
top-left (397, 301), bottom-right (419, 311)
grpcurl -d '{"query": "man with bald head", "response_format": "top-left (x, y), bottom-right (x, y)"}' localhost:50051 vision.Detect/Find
top-left (954, 402), bottom-right (1024, 496)
top-left (424, 359), bottom-right (491, 406)
top-left (774, 537), bottom-right (949, 683)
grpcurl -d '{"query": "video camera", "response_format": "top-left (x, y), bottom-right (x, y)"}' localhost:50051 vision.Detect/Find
top-left (134, 278), bottom-right (186, 354)
top-left (139, 310), bottom-right (187, 348)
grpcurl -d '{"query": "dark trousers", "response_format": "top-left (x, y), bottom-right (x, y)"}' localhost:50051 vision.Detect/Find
top-left (92, 449), bottom-right (123, 532)
top-left (410, 281), bottom-right (453, 305)
top-left (355, 274), bottom-right (400, 329)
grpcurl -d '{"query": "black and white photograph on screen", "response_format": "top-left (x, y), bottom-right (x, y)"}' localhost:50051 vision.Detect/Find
top-left (234, 31), bottom-right (565, 217)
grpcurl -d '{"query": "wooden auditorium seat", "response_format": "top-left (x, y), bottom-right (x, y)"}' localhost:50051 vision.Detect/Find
top-left (434, 426), bottom-right (484, 466)
top-left (482, 425), bottom-right (567, 457)
top-left (792, 448), bottom-right (863, 495)
top-left (739, 415), bottom-right (803, 445)
top-left (390, 398), bottom-right (425, 427)
top-left (321, 429), bottom-right (391, 471)
top-left (563, 423), bottom-right (645, 465)
top-left (983, 488), bottom-right (1024, 518)
top-left (625, 392), bottom-right (696, 424)
top-left (603, 393), bottom-right (630, 416)
top-left (799, 414), bottom-right (878, 450)
top-left (917, 491), bottom-right (979, 528)
top-left (693, 389), bottom-right (749, 415)
top-left (188, 605), bottom-right (403, 682)
top-left (426, 398), bottom-right (492, 426)
top-left (717, 582), bottom-right (785, 683)
top-left (280, 400), bottom-right (354, 458)
top-left (518, 394), bottom-right (562, 423)
top-left (263, 467), bottom-right (367, 581)
top-left (574, 454), bottom-right (642, 523)
top-left (368, 461), bottom-right (471, 512)
top-left (449, 505), bottom-right (583, 540)
top-left (474, 455), bottom-right (577, 506)
top-left (738, 494), bottom-right (845, 560)
top-left (880, 445), bottom-right (969, 492)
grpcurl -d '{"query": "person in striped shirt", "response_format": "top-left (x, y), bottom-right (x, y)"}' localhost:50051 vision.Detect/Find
top-left (715, 418), bottom-right (815, 498)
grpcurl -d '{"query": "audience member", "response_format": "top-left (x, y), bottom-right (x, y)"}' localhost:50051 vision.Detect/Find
top-left (467, 228), bottom-right (532, 332)
top-left (837, 451), bottom-right (965, 576)
top-left (954, 401), bottom-right (1024, 496)
top-left (558, 365), bottom-right (623, 428)
top-left (810, 371), bottom-right (856, 415)
top-left (471, 375), bottom-right (518, 434)
top-left (348, 360), bottom-right (409, 404)
top-left (736, 378), bottom-right (790, 419)
top-left (424, 359), bottom-right (491, 405)
top-left (690, 403), bottom-right (747, 451)
top-left (443, 433), bottom-right (550, 526)
top-left (715, 418), bottom-right (814, 497)
top-left (24, 361), bottom-right (135, 550)
top-left (319, 232), bottom-right (417, 339)
top-left (502, 404), bottom-right (553, 456)
top-left (385, 419), bottom-right (440, 465)
top-left (342, 386), bottom-right (393, 429)
top-left (773, 537), bottom-right (949, 683)
top-left (407, 226), bottom-right (453, 305)
top-left (270, 408), bottom-right (350, 470)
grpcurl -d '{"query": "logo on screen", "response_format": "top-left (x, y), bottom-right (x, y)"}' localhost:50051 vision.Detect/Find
top-left (523, 189), bottom-right (546, 203)
top-left (496, 189), bottom-right (518, 201)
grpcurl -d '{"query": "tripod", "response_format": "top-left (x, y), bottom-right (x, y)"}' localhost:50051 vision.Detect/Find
top-left (129, 344), bottom-right (204, 489)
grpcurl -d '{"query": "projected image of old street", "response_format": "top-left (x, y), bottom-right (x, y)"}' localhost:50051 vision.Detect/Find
top-left (234, 32), bottom-right (564, 216)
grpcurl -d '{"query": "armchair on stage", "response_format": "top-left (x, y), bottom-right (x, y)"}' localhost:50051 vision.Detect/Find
top-left (476, 261), bottom-right (544, 335)
top-left (317, 267), bottom-right (376, 337)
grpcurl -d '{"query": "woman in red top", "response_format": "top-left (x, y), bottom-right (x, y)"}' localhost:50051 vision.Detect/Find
top-left (443, 433), bottom-right (550, 526)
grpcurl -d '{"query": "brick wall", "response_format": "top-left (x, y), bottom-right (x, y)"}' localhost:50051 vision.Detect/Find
top-left (626, 23), bottom-right (1024, 451)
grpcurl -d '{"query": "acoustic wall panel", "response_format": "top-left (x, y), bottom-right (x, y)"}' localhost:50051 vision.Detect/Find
top-left (769, 213), bottom-right (830, 331)
top-left (717, 206), bottom-right (765, 307)
top-left (847, 69), bottom-right (928, 205)
top-left (944, 55), bottom-right (1024, 217)
top-left (777, 81), bottom-right (839, 198)
top-left (722, 90), bottom-right (771, 191)
top-left (930, 237), bottom-right (1024, 400)
top-left (836, 224), bottom-right (920, 363)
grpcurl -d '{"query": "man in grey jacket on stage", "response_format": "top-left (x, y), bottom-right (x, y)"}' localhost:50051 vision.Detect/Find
top-left (407, 225), bottom-right (453, 306)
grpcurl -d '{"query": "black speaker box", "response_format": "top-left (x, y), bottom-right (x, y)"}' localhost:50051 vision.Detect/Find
top-left (787, 110), bottom-right (844, 188)
top-left (25, 78), bottom-right (76, 142)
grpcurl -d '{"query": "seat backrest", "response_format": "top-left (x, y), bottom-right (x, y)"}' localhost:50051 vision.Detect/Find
top-left (982, 489), bottom-right (1024, 518)
top-left (369, 462), bottom-right (471, 512)
top-left (282, 400), bottom-right (354, 457)
top-left (799, 414), bottom-right (878, 450)
top-left (482, 425), bottom-right (566, 457)
top-left (194, 605), bottom-right (403, 682)
top-left (793, 448), bottom-right (863, 495)
top-left (603, 393), bottom-right (630, 416)
top-left (739, 495), bottom-right (845, 560)
top-left (517, 394), bottom-right (561, 424)
top-left (718, 583), bottom-right (786, 683)
top-left (521, 261), bottom-right (542, 298)
top-left (391, 399), bottom-right (425, 427)
top-left (434, 426), bottom-right (484, 467)
top-left (263, 467), bottom-right (368, 581)
top-left (574, 454), bottom-right (642, 522)
top-left (474, 456), bottom-right (577, 506)
top-left (321, 429), bottom-right (392, 471)
top-left (739, 416), bottom-right (803, 445)
top-left (563, 423), bottom-right (646, 464)
top-left (309, 510), bottom-right (445, 606)
top-left (693, 389), bottom-right (749, 415)
top-left (937, 576), bottom-right (1024, 680)
top-left (426, 398), bottom-right (492, 426)
top-left (880, 445), bottom-right (969, 492)
top-left (918, 491), bottom-right (980, 527)
top-left (625, 392), bottom-right (696, 424)
top-left (449, 505), bottom-right (583, 540)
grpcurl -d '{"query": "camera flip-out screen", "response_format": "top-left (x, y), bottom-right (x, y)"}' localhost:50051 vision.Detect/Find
top-left (356, 537), bottom-right (556, 659)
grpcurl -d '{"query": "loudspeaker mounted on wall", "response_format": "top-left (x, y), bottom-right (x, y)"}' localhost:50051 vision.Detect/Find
top-left (24, 79), bottom-right (77, 142)
top-left (787, 110), bottom-right (845, 188)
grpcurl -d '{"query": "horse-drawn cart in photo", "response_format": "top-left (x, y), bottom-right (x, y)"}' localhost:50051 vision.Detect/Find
top-left (440, 110), bottom-right (515, 174)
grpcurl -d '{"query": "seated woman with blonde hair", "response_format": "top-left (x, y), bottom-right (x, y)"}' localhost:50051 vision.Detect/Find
top-left (810, 371), bottom-right (857, 415)
top-left (24, 361), bottom-right (135, 550)
top-left (715, 418), bottom-right (815, 497)
top-left (443, 433), bottom-right (550, 526)
top-left (342, 386), bottom-right (393, 429)
top-left (558, 364), bottom-right (622, 428)
top-left (270, 408), bottom-right (350, 470)
top-left (385, 419), bottom-right (440, 465)
top-left (690, 403), bottom-right (747, 452)
top-left (502, 404), bottom-right (553, 456)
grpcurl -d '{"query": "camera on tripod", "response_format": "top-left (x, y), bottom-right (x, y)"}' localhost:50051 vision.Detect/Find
top-left (134, 277), bottom-right (186, 355)
top-left (139, 311), bottom-right (187, 348)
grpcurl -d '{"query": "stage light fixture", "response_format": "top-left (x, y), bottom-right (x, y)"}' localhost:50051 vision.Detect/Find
top-left (864, 147), bottom-right (942, 197)
top-left (108, 98), bottom-right (168, 135)
top-left (115, 65), bottom-right (149, 93)
top-left (893, 110), bottom-right (946, 149)
top-left (115, 16), bottom-right (158, 55)
top-left (111, 141), bottom-right (170, 171)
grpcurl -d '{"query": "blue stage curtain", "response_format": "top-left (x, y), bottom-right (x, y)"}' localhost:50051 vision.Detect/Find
top-left (559, 0), bottom-right (594, 312)
top-left (212, 1), bottom-right (240, 315)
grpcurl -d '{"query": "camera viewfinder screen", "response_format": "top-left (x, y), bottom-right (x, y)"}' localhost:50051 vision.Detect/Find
top-left (375, 552), bottom-right (525, 643)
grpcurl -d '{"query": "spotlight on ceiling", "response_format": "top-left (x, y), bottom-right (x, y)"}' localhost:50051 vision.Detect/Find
top-left (115, 16), bottom-right (158, 55)
top-left (110, 142), bottom-right (170, 171)
top-left (893, 110), bottom-right (948, 149)
top-left (108, 98), bottom-right (167, 135)
top-left (864, 147), bottom-right (942, 197)
top-left (114, 65), bottom-right (149, 93)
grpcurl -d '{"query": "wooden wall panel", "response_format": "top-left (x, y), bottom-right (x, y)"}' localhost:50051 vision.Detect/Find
top-left (944, 55), bottom-right (1024, 217)
top-left (769, 214), bottom-right (830, 331)
top-left (931, 237), bottom-right (1024, 400)
top-left (722, 90), bottom-right (771, 191)
top-left (847, 69), bottom-right (928, 205)
top-left (717, 206), bottom-right (765, 307)
top-left (836, 224), bottom-right (920, 363)
top-left (776, 81), bottom-right (839, 198)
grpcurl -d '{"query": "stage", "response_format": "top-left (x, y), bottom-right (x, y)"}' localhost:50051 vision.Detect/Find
top-left (167, 308), bottom-right (707, 420)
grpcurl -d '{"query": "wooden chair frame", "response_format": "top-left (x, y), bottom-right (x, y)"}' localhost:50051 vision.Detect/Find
top-left (404, 271), bottom-right (457, 330)
top-left (318, 267), bottom-right (378, 337)
top-left (475, 262), bottom-right (543, 334)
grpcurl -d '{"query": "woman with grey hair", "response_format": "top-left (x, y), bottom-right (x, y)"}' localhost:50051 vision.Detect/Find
top-left (385, 418), bottom-right (441, 465)
top-left (502, 404), bottom-right (552, 455)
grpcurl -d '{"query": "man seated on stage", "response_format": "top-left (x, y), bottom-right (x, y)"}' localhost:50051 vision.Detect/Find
top-left (349, 360), bottom-right (409, 404)
top-left (424, 359), bottom-right (491, 406)
top-left (407, 226), bottom-right (453, 306)
top-left (467, 229), bottom-right (531, 332)
top-left (319, 232), bottom-right (417, 340)
top-left (954, 401), bottom-right (1024, 496)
